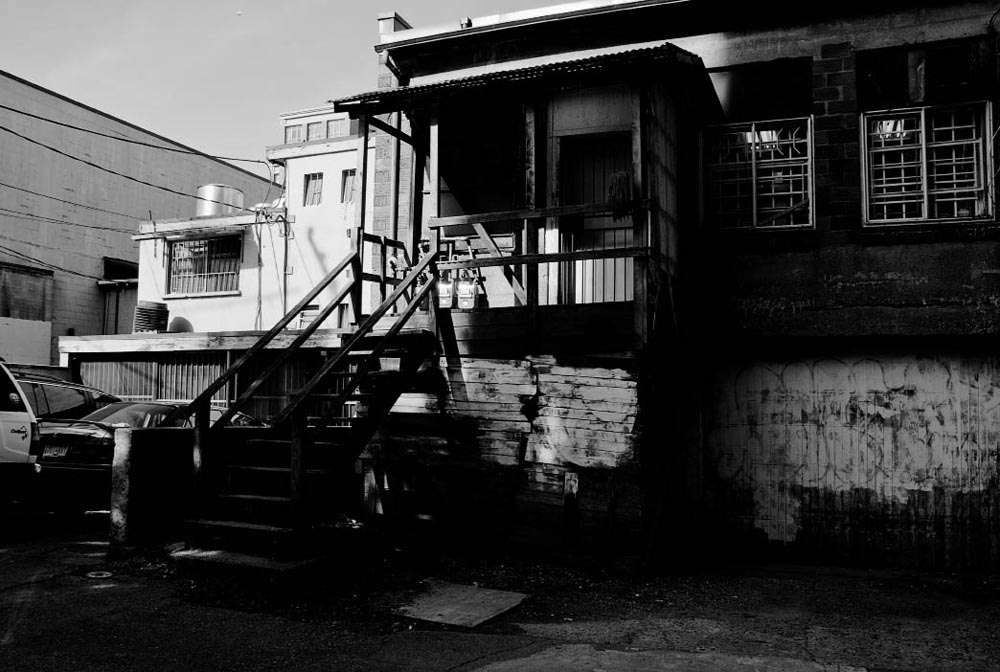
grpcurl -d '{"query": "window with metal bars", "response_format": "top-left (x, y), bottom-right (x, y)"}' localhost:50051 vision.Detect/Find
top-left (704, 117), bottom-right (813, 229)
top-left (167, 236), bottom-right (241, 295)
top-left (862, 103), bottom-right (992, 224)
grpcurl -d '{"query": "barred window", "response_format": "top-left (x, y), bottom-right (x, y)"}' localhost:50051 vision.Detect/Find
top-left (303, 173), bottom-right (323, 206)
top-left (168, 236), bottom-right (241, 294)
top-left (705, 117), bottom-right (813, 229)
top-left (863, 103), bottom-right (992, 223)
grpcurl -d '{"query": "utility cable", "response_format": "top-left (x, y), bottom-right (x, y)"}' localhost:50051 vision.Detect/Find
top-left (0, 180), bottom-right (143, 220)
top-left (0, 241), bottom-right (103, 280)
top-left (0, 103), bottom-right (268, 165)
top-left (0, 207), bottom-right (134, 233)
top-left (0, 123), bottom-right (255, 213)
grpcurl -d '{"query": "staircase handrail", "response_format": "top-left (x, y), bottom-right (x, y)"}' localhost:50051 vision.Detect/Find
top-left (164, 251), bottom-right (357, 427)
top-left (271, 250), bottom-right (438, 427)
top-left (313, 273), bottom-right (436, 429)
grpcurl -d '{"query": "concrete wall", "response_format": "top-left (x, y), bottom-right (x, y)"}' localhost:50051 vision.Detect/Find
top-left (706, 352), bottom-right (1000, 568)
top-left (0, 72), bottom-right (274, 362)
top-left (0, 317), bottom-right (51, 364)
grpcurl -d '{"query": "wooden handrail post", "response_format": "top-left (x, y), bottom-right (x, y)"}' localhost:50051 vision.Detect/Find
top-left (351, 226), bottom-right (364, 327)
top-left (525, 217), bottom-right (540, 348)
top-left (289, 407), bottom-right (307, 529)
top-left (191, 398), bottom-right (211, 510)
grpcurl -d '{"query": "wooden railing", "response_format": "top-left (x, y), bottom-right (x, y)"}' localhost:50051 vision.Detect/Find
top-left (427, 201), bottom-right (651, 313)
top-left (167, 227), bottom-right (413, 432)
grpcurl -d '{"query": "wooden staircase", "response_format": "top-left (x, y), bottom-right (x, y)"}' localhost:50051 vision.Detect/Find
top-left (166, 235), bottom-right (440, 569)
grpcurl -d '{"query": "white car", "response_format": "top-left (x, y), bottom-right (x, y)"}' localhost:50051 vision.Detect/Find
top-left (0, 362), bottom-right (40, 480)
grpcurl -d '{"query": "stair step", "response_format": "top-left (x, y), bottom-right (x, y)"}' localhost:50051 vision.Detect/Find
top-left (171, 548), bottom-right (320, 573)
top-left (218, 494), bottom-right (291, 504)
top-left (188, 519), bottom-right (293, 535)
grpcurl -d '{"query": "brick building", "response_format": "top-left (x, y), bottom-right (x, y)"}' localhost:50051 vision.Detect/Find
top-left (83, 1), bottom-right (1000, 570)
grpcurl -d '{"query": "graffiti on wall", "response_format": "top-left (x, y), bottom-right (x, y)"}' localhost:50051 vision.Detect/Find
top-left (707, 356), bottom-right (1000, 543)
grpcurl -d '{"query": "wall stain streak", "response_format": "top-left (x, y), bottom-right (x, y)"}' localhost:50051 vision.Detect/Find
top-left (707, 355), bottom-right (1000, 568)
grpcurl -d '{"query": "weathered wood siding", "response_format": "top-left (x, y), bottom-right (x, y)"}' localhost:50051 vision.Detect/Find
top-left (368, 356), bottom-right (642, 550)
top-left (706, 353), bottom-right (1000, 568)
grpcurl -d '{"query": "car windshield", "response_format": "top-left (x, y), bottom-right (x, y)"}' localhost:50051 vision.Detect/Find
top-left (80, 402), bottom-right (178, 428)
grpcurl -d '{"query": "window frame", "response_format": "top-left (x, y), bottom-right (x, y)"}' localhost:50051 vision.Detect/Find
top-left (860, 101), bottom-right (994, 226)
top-left (341, 169), bottom-right (356, 203)
top-left (284, 124), bottom-right (303, 144)
top-left (303, 172), bottom-right (324, 207)
top-left (702, 115), bottom-right (815, 230)
top-left (306, 121), bottom-right (324, 142)
top-left (166, 235), bottom-right (242, 296)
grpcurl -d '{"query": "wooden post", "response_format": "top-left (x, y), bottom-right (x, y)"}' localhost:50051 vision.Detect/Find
top-left (191, 398), bottom-right (210, 510)
top-left (353, 114), bottom-right (370, 324)
top-left (350, 226), bottom-right (364, 326)
top-left (289, 408), bottom-right (307, 528)
top-left (524, 218), bottom-right (539, 348)
top-left (427, 110), bottom-right (441, 337)
top-left (379, 235), bottom-right (388, 307)
top-left (631, 87), bottom-right (648, 346)
top-left (410, 130), bottom-right (426, 268)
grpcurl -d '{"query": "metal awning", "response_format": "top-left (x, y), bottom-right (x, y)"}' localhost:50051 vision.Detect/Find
top-left (332, 40), bottom-right (709, 114)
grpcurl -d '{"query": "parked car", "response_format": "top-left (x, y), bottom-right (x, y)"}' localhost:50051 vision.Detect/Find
top-left (0, 362), bottom-right (41, 482)
top-left (13, 373), bottom-right (120, 420)
top-left (36, 401), bottom-right (264, 508)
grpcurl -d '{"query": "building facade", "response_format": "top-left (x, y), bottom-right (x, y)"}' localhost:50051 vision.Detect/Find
top-left (0, 70), bottom-right (274, 364)
top-left (67, 1), bottom-right (1000, 570)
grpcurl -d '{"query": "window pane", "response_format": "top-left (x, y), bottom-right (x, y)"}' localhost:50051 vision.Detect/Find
top-left (341, 169), bottom-right (356, 203)
top-left (304, 173), bottom-right (323, 206)
top-left (705, 118), bottom-right (811, 228)
top-left (327, 119), bottom-right (346, 138)
top-left (284, 125), bottom-right (303, 143)
top-left (306, 122), bottom-right (323, 141)
top-left (864, 103), bottom-right (989, 223)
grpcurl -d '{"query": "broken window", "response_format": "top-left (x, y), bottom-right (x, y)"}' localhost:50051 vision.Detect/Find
top-left (704, 117), bottom-right (813, 229)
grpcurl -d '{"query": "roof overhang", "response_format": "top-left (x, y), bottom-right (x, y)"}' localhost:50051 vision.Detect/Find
top-left (334, 40), bottom-right (717, 117)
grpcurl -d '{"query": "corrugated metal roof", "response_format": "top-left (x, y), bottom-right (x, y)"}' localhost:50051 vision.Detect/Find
top-left (333, 40), bottom-right (704, 110)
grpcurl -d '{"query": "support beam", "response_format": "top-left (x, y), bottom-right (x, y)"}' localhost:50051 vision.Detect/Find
top-left (368, 114), bottom-right (417, 148)
top-left (472, 222), bottom-right (526, 305)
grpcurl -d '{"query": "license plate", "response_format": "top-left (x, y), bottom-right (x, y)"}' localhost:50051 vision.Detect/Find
top-left (43, 445), bottom-right (68, 458)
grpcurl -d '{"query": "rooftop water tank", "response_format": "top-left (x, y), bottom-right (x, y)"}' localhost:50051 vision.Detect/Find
top-left (195, 184), bottom-right (244, 217)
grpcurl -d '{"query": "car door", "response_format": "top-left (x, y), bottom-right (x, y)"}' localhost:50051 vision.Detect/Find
top-left (0, 365), bottom-right (34, 464)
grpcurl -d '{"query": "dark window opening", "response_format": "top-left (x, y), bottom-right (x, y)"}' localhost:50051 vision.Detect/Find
top-left (858, 37), bottom-right (996, 110)
top-left (709, 58), bottom-right (813, 123)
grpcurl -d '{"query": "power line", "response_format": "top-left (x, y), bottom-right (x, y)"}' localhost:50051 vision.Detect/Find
top-left (0, 123), bottom-right (256, 213)
top-left (0, 240), bottom-right (103, 280)
top-left (0, 207), bottom-right (134, 233)
top-left (0, 103), bottom-right (268, 165)
top-left (0, 180), bottom-right (143, 220)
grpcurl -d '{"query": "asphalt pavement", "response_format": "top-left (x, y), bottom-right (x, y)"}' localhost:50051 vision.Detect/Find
top-left (1, 509), bottom-right (998, 671)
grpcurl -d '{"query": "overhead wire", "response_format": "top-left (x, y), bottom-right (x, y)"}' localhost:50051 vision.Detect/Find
top-left (0, 103), bottom-right (268, 165)
top-left (0, 239), bottom-right (103, 280)
top-left (0, 123), bottom-right (256, 212)
top-left (0, 180), bottom-right (143, 220)
top-left (0, 207), bottom-right (136, 233)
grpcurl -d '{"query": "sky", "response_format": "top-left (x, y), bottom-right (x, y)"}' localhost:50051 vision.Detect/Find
top-left (1, 0), bottom-right (557, 178)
